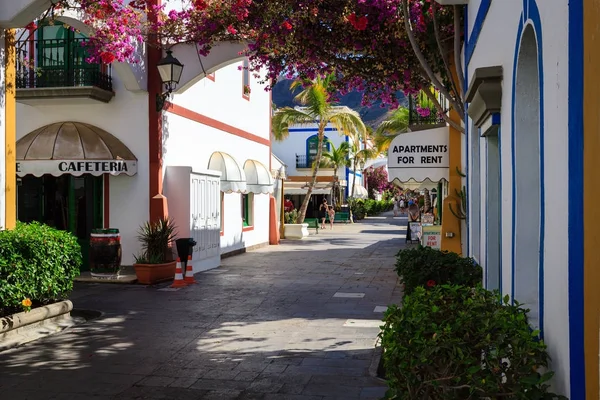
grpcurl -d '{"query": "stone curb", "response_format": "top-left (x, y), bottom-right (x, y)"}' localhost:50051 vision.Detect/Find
top-left (0, 300), bottom-right (77, 352)
top-left (368, 338), bottom-right (387, 383)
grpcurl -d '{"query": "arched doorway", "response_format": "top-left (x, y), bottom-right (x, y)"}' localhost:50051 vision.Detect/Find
top-left (513, 24), bottom-right (543, 328)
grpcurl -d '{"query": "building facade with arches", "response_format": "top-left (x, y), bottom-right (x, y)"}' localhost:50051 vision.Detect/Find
top-left (14, 12), bottom-right (274, 273)
top-left (463, 0), bottom-right (600, 396)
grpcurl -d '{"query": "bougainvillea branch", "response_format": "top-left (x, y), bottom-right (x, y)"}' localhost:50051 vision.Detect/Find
top-left (400, 0), bottom-right (463, 125)
top-left (31, 0), bottom-right (465, 129)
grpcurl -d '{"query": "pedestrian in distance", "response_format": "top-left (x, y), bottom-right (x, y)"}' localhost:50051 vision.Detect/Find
top-left (393, 197), bottom-right (399, 217)
top-left (328, 205), bottom-right (335, 230)
top-left (319, 198), bottom-right (328, 229)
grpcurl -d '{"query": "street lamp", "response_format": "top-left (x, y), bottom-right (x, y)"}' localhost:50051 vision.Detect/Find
top-left (156, 50), bottom-right (184, 112)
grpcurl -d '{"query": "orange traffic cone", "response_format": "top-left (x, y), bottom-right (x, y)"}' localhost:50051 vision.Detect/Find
top-left (170, 258), bottom-right (187, 288)
top-left (184, 255), bottom-right (198, 284)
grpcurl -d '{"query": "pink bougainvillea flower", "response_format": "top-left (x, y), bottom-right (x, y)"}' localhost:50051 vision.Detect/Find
top-left (226, 25), bottom-right (237, 35)
top-left (281, 21), bottom-right (292, 30)
top-left (426, 280), bottom-right (436, 287)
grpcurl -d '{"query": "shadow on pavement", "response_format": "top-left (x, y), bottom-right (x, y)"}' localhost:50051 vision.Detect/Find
top-left (0, 215), bottom-right (405, 400)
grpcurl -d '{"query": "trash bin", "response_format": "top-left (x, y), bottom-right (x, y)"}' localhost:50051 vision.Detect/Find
top-left (89, 228), bottom-right (122, 279)
top-left (175, 238), bottom-right (197, 276)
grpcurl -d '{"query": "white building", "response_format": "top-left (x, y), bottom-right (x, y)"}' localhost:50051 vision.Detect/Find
top-left (14, 14), bottom-right (274, 273)
top-left (463, 0), bottom-right (600, 396)
top-left (271, 110), bottom-right (368, 217)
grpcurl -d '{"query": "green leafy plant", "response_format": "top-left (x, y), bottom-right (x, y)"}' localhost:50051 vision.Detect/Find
top-left (347, 198), bottom-right (394, 220)
top-left (284, 209), bottom-right (299, 224)
top-left (395, 246), bottom-right (482, 295)
top-left (380, 285), bottom-right (568, 400)
top-left (135, 217), bottom-right (177, 264)
top-left (0, 222), bottom-right (81, 317)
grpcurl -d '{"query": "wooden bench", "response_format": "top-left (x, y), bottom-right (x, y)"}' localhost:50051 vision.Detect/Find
top-left (325, 212), bottom-right (350, 224)
top-left (303, 218), bottom-right (320, 234)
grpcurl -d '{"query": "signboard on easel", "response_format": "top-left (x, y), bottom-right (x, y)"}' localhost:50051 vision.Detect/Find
top-left (421, 225), bottom-right (442, 249)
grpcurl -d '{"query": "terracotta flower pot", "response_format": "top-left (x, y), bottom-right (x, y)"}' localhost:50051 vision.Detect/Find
top-left (133, 261), bottom-right (177, 285)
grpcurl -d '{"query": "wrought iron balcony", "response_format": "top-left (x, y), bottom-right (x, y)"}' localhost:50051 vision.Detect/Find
top-left (15, 37), bottom-right (114, 104)
top-left (407, 92), bottom-right (447, 127)
top-left (295, 155), bottom-right (332, 169)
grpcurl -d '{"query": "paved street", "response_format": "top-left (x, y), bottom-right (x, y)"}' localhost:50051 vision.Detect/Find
top-left (0, 213), bottom-right (406, 400)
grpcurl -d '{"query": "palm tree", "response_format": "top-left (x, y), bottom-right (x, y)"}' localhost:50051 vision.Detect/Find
top-left (347, 134), bottom-right (377, 222)
top-left (322, 140), bottom-right (350, 206)
top-left (272, 75), bottom-right (367, 224)
top-left (372, 106), bottom-right (409, 153)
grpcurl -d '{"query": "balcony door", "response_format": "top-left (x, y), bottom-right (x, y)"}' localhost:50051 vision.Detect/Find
top-left (37, 22), bottom-right (98, 87)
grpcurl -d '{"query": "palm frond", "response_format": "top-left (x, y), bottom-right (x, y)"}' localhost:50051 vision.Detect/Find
top-left (272, 107), bottom-right (314, 141)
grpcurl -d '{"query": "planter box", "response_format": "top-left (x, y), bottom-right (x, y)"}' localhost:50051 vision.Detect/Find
top-left (284, 223), bottom-right (309, 239)
top-left (0, 300), bottom-right (75, 351)
top-left (133, 261), bottom-right (177, 285)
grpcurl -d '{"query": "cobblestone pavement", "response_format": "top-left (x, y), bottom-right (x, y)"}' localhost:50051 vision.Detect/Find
top-left (0, 213), bottom-right (407, 400)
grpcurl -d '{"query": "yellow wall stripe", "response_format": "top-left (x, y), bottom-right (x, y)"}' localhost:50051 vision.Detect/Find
top-left (4, 29), bottom-right (16, 230)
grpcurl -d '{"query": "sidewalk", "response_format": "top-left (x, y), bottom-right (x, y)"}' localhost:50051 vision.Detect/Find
top-left (0, 213), bottom-right (406, 400)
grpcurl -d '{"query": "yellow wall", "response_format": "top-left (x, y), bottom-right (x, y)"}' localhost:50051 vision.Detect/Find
top-left (440, 104), bottom-right (463, 255)
top-left (584, 0), bottom-right (600, 396)
top-left (4, 29), bottom-right (16, 229)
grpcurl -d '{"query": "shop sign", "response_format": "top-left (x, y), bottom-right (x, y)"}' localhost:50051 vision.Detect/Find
top-left (421, 225), bottom-right (442, 249)
top-left (16, 159), bottom-right (138, 177)
top-left (387, 126), bottom-right (449, 183)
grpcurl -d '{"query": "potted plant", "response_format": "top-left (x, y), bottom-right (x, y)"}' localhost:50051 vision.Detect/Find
top-left (133, 217), bottom-right (178, 285)
top-left (283, 209), bottom-right (309, 239)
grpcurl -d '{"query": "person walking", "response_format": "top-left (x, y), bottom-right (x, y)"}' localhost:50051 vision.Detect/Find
top-left (328, 205), bottom-right (335, 230)
top-left (399, 198), bottom-right (406, 214)
top-left (319, 198), bottom-right (328, 229)
top-left (393, 197), bottom-right (399, 217)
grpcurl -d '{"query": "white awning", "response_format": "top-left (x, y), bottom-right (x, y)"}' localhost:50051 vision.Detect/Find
top-left (16, 122), bottom-right (137, 177)
top-left (392, 178), bottom-right (440, 191)
top-left (208, 151), bottom-right (247, 193)
top-left (387, 126), bottom-right (449, 183)
top-left (349, 184), bottom-right (369, 199)
top-left (364, 157), bottom-right (387, 170)
top-left (284, 182), bottom-right (333, 195)
top-left (244, 159), bottom-right (273, 194)
top-left (271, 154), bottom-right (287, 179)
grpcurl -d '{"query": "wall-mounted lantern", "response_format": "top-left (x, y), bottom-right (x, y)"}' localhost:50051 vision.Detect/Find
top-left (156, 50), bottom-right (184, 112)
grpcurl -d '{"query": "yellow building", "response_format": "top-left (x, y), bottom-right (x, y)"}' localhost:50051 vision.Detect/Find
top-left (0, 0), bottom-right (52, 229)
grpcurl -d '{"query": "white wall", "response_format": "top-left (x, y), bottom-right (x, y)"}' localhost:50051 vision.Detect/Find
top-left (466, 0), bottom-right (570, 394)
top-left (165, 61), bottom-right (272, 254)
top-left (271, 123), bottom-right (356, 184)
top-left (16, 68), bottom-right (149, 265)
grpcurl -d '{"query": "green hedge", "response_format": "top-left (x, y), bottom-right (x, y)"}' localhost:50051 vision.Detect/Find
top-left (349, 198), bottom-right (394, 220)
top-left (380, 285), bottom-right (566, 400)
top-left (0, 222), bottom-right (81, 317)
top-left (395, 246), bottom-right (482, 295)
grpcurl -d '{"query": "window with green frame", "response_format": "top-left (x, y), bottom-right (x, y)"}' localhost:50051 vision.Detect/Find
top-left (241, 193), bottom-right (254, 227)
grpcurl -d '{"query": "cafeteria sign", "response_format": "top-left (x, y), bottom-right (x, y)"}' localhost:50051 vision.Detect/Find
top-left (387, 126), bottom-right (449, 183)
top-left (16, 159), bottom-right (138, 177)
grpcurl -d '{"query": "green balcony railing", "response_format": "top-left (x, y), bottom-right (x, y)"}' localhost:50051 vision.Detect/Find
top-left (407, 91), bottom-right (448, 126)
top-left (16, 38), bottom-right (112, 91)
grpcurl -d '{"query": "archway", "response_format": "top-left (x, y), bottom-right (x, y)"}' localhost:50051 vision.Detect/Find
top-left (513, 24), bottom-right (542, 328)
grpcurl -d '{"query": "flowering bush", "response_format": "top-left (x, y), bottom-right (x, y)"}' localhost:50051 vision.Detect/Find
top-left (36, 0), bottom-right (460, 110)
top-left (0, 222), bottom-right (81, 317)
top-left (380, 285), bottom-right (567, 399)
top-left (364, 166), bottom-right (396, 198)
top-left (395, 246), bottom-right (481, 295)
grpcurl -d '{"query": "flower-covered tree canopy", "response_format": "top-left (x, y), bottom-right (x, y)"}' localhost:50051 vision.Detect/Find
top-left (43, 0), bottom-right (464, 128)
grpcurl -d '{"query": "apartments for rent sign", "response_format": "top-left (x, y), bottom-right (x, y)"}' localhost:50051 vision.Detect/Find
top-left (387, 126), bottom-right (450, 183)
